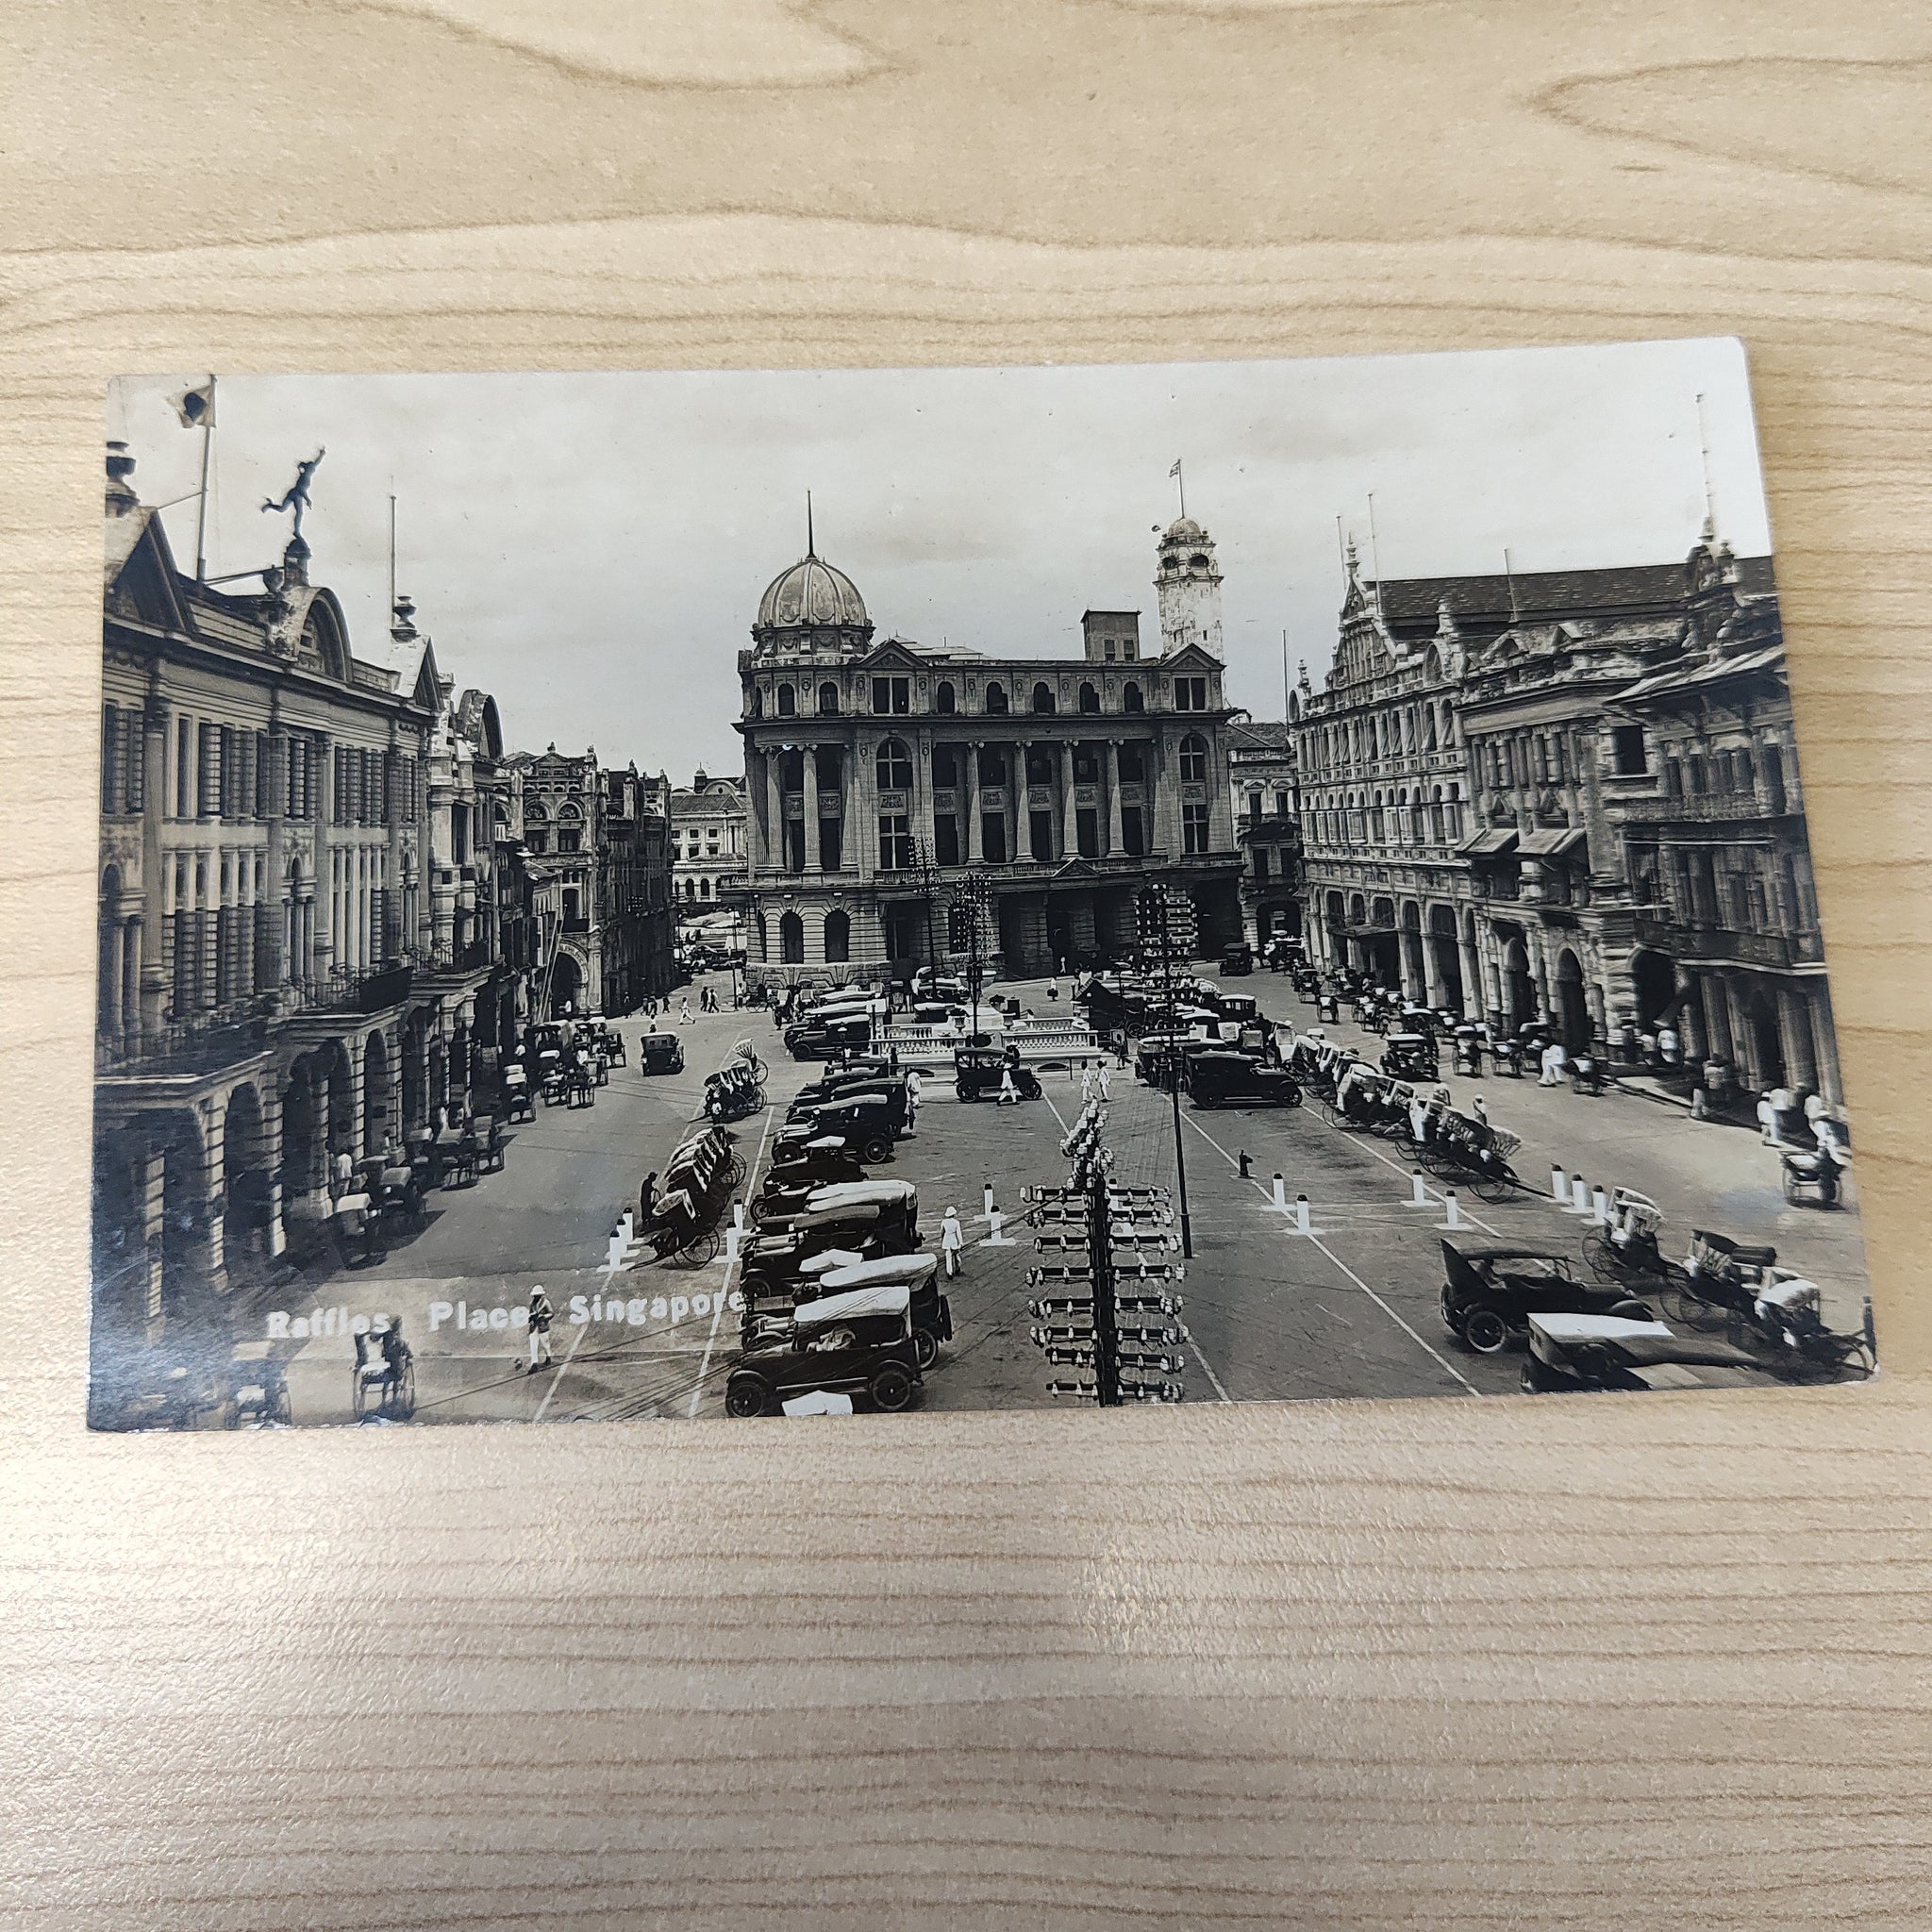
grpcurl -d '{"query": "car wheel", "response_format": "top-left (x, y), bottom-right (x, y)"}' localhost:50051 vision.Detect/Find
top-left (724, 1374), bottom-right (769, 1418)
top-left (956, 1081), bottom-right (971, 1101)
top-left (870, 1364), bottom-right (915, 1411)
top-left (861, 1137), bottom-right (891, 1165)
top-left (1462, 1307), bottom-right (1510, 1354)
top-left (912, 1326), bottom-right (940, 1371)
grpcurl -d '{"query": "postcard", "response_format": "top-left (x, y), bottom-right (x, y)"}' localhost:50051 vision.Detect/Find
top-left (90, 341), bottom-right (1872, 1427)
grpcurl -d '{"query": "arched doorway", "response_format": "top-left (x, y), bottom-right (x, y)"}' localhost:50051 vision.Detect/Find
top-left (1630, 949), bottom-right (1676, 1029)
top-left (1741, 990), bottom-right (1787, 1089)
top-left (362, 1033), bottom-right (391, 1154)
top-left (222, 1084), bottom-right (268, 1284)
top-left (1428, 904), bottom-right (1463, 1012)
top-left (281, 1059), bottom-right (321, 1208)
top-left (1501, 935), bottom-right (1534, 1030)
top-left (779, 911), bottom-right (805, 965)
top-left (1555, 948), bottom-right (1590, 1053)
top-left (324, 1042), bottom-right (356, 1175)
top-left (549, 951), bottom-right (582, 1018)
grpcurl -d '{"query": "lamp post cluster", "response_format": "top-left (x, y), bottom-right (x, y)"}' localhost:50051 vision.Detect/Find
top-left (1135, 877), bottom-right (1196, 1260)
top-left (1024, 1099), bottom-right (1189, 1407)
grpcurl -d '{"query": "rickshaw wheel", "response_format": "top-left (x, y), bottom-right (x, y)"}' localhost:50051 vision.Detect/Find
top-left (1468, 1169), bottom-right (1517, 1204)
top-left (391, 1358), bottom-right (417, 1420)
top-left (1581, 1230), bottom-right (1622, 1282)
top-left (676, 1229), bottom-right (721, 1269)
top-left (1608, 1299), bottom-right (1652, 1324)
top-left (1462, 1307), bottom-right (1510, 1354)
top-left (724, 1374), bottom-right (769, 1418)
top-left (351, 1374), bottom-right (369, 1421)
top-left (911, 1327), bottom-right (940, 1372)
top-left (870, 1365), bottom-right (915, 1411)
top-left (269, 1381), bottom-right (293, 1426)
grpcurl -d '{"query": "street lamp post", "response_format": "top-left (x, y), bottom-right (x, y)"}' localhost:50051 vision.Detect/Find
top-left (1138, 878), bottom-right (1195, 1261)
top-left (954, 873), bottom-right (991, 1042)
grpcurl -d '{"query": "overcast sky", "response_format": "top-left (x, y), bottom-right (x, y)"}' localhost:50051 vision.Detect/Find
top-left (109, 339), bottom-right (1773, 778)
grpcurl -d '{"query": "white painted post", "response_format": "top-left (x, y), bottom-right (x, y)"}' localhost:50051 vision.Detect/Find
top-left (983, 1181), bottom-right (995, 1221)
top-left (1272, 1173), bottom-right (1287, 1211)
top-left (1551, 1164), bottom-right (1569, 1205)
top-left (1294, 1194), bottom-right (1312, 1235)
top-left (1441, 1189), bottom-right (1462, 1229)
top-left (1572, 1174), bottom-right (1587, 1215)
top-left (1591, 1186), bottom-right (1609, 1224)
top-left (724, 1224), bottom-right (741, 1266)
top-left (1410, 1169), bottom-right (1428, 1207)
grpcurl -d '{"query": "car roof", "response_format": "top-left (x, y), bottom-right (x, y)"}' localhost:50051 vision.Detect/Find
top-left (791, 1282), bottom-right (911, 1325)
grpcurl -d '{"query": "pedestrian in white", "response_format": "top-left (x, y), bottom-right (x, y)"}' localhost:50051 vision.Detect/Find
top-left (1756, 1091), bottom-right (1779, 1144)
top-left (997, 1063), bottom-right (1019, 1106)
top-left (1096, 1062), bottom-right (1111, 1103)
top-left (679, 996), bottom-right (693, 1025)
top-left (941, 1205), bottom-right (965, 1279)
top-left (525, 1286), bottom-right (555, 1373)
top-left (1538, 1039), bottom-right (1567, 1087)
top-left (906, 1066), bottom-right (923, 1133)
top-left (1657, 1023), bottom-right (1681, 1067)
top-left (1081, 1065), bottom-right (1097, 1108)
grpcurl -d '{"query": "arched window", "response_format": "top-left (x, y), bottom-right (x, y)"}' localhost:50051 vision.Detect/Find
top-left (1123, 681), bottom-right (1144, 714)
top-left (779, 910), bottom-right (805, 965)
top-left (750, 687), bottom-right (764, 718)
top-left (817, 681), bottom-right (839, 716)
top-left (936, 680), bottom-right (957, 715)
top-left (823, 909), bottom-right (850, 964)
top-left (875, 739), bottom-right (912, 791)
top-left (699, 877), bottom-right (712, 900)
top-left (1031, 681), bottom-right (1057, 715)
top-left (985, 681), bottom-right (1008, 715)
top-left (1191, 553), bottom-right (1209, 571)
top-left (1078, 681), bottom-right (1100, 714)
top-left (1179, 733), bottom-right (1208, 783)
top-left (775, 683), bottom-right (796, 718)
top-left (557, 801), bottom-right (584, 854)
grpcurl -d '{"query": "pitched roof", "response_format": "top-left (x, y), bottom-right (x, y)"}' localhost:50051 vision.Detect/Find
top-left (1366, 556), bottom-right (1776, 636)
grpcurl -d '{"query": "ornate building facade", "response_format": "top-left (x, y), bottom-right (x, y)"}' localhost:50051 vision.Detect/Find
top-left (93, 445), bottom-right (523, 1387)
top-left (667, 768), bottom-right (749, 909)
top-left (1290, 530), bottom-right (1830, 1093)
top-left (1227, 717), bottom-right (1302, 948)
top-left (733, 517), bottom-right (1245, 981)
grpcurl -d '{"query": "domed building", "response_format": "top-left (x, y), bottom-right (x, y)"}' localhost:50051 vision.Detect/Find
top-left (731, 507), bottom-right (1245, 985)
top-left (751, 543), bottom-right (874, 659)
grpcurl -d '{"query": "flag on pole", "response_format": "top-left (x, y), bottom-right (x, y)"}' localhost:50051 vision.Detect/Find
top-left (170, 379), bottom-right (215, 429)
top-left (1169, 458), bottom-right (1182, 478)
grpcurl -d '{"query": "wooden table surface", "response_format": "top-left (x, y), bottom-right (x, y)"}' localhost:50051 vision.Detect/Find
top-left (4, 4), bottom-right (1929, 1925)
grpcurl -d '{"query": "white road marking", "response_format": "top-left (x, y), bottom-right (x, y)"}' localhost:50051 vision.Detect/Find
top-left (1180, 1107), bottom-right (1480, 1397)
top-left (687, 1099), bottom-right (775, 1418)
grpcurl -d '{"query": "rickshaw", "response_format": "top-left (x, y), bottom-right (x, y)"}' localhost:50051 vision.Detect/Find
top-left (954, 1045), bottom-right (1042, 1103)
top-left (1186, 1050), bottom-right (1303, 1110)
top-left (1569, 1050), bottom-right (1607, 1096)
top-left (374, 1161), bottom-right (427, 1240)
top-left (1416, 1112), bottom-right (1522, 1201)
top-left (724, 1280), bottom-right (923, 1416)
top-left (351, 1324), bottom-right (416, 1421)
top-left (1440, 1240), bottom-right (1655, 1355)
top-left (1323, 1066), bottom-right (1411, 1138)
top-left (1380, 1031), bottom-right (1440, 1081)
top-left (225, 1345), bottom-right (292, 1427)
top-left (1451, 1024), bottom-right (1484, 1076)
top-left (644, 1184), bottom-right (724, 1267)
top-left (704, 1060), bottom-right (766, 1124)
top-left (1520, 1311), bottom-right (1763, 1393)
top-left (1581, 1188), bottom-right (1673, 1287)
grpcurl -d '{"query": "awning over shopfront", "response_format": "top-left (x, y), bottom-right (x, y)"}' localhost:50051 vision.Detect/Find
top-left (1518, 826), bottom-right (1588, 859)
top-left (1457, 827), bottom-right (1518, 858)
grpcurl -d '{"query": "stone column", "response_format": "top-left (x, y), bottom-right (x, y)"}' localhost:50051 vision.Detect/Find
top-left (1807, 989), bottom-right (1841, 1106)
top-left (916, 737), bottom-right (938, 862)
top-left (1060, 741), bottom-right (1079, 859)
top-left (1107, 740), bottom-right (1124, 857)
top-left (802, 746), bottom-right (821, 872)
top-left (138, 682), bottom-right (169, 1042)
top-left (1422, 924), bottom-right (1445, 1008)
top-left (1457, 921), bottom-right (1481, 1022)
top-left (963, 742), bottom-right (981, 864)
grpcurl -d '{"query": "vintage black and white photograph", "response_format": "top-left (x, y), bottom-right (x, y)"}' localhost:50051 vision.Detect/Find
top-left (90, 340), bottom-right (1874, 1429)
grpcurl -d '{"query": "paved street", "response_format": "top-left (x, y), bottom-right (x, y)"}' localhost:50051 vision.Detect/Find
top-left (253, 969), bottom-right (1872, 1426)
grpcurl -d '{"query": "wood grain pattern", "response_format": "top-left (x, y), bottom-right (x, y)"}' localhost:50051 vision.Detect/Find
top-left (4, 4), bottom-right (1931, 1924)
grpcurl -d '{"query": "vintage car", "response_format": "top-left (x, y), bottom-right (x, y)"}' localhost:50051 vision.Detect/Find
top-left (787, 1082), bottom-right (908, 1148)
top-left (1440, 1240), bottom-right (1655, 1354)
top-left (1186, 1049), bottom-right (1303, 1110)
top-left (784, 1012), bottom-right (874, 1061)
top-left (637, 1030), bottom-right (685, 1076)
top-left (1521, 1311), bottom-right (1764, 1393)
top-left (954, 1045), bottom-right (1042, 1102)
top-left (761, 1131), bottom-right (870, 1191)
top-left (753, 1178), bottom-right (921, 1246)
top-left (1379, 1031), bottom-right (1441, 1081)
top-left (1219, 943), bottom-right (1255, 976)
top-left (743, 1248), bottom-right (954, 1372)
top-left (724, 1280), bottom-right (923, 1416)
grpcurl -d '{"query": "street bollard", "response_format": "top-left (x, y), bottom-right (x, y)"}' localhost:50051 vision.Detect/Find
top-left (1294, 1194), bottom-right (1312, 1235)
top-left (732, 1202), bottom-right (744, 1232)
top-left (1410, 1169), bottom-right (1428, 1207)
top-left (983, 1180), bottom-right (995, 1221)
top-left (1591, 1186), bottom-right (1609, 1224)
top-left (1551, 1165), bottom-right (1569, 1205)
top-left (1273, 1173), bottom-right (1288, 1211)
top-left (1572, 1174), bottom-right (1588, 1215)
top-left (985, 1208), bottom-right (1014, 1247)
top-left (1441, 1189), bottom-right (1463, 1230)
top-left (724, 1224), bottom-right (741, 1266)
top-left (1690, 1088), bottom-right (1708, 1120)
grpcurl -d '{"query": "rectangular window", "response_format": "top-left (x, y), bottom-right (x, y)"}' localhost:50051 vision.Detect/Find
top-left (878, 814), bottom-right (914, 870)
top-left (1121, 807), bottom-right (1144, 858)
top-left (871, 675), bottom-right (910, 715)
top-left (820, 818), bottom-right (842, 873)
top-left (196, 722), bottom-right (219, 819)
top-left (1117, 744), bottom-right (1145, 782)
top-left (1075, 807), bottom-right (1099, 858)
top-left (980, 813), bottom-right (1008, 864)
top-left (123, 708), bottom-right (144, 812)
top-left (783, 820), bottom-right (804, 872)
top-left (175, 716), bottom-right (192, 818)
top-left (1610, 724), bottom-right (1647, 776)
top-left (1028, 809), bottom-right (1054, 861)
top-left (1174, 676), bottom-right (1208, 711)
top-left (1253, 847), bottom-right (1270, 878)
top-left (932, 745), bottom-right (958, 789)
top-left (934, 814), bottom-right (960, 866)
top-left (101, 705), bottom-right (121, 815)
top-left (1103, 640), bottom-right (1117, 661)
top-left (1182, 801), bottom-right (1209, 855)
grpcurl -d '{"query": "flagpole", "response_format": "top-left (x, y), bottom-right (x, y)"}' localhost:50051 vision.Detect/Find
top-left (192, 374), bottom-right (214, 584)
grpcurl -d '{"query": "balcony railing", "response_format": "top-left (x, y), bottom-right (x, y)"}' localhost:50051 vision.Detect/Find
top-left (1620, 791), bottom-right (1793, 824)
top-left (419, 939), bottom-right (493, 974)
top-left (1632, 913), bottom-right (1824, 969)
